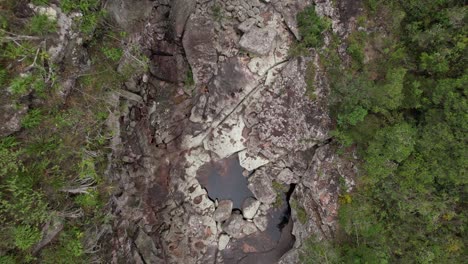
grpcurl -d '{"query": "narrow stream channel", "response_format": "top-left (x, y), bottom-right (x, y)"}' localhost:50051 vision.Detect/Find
top-left (197, 154), bottom-right (296, 263)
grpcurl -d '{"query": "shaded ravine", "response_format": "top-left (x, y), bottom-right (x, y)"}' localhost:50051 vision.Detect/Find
top-left (207, 164), bottom-right (297, 264)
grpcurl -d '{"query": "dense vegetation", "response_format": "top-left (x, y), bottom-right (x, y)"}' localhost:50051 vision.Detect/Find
top-left (299, 1), bottom-right (466, 263)
top-left (0, 0), bottom-right (136, 262)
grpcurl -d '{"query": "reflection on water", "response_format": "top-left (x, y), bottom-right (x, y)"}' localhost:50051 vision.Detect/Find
top-left (196, 154), bottom-right (254, 209)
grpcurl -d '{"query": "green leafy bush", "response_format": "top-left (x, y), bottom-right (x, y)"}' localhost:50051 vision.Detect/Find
top-left (299, 1), bottom-right (467, 263)
top-left (22, 109), bottom-right (43, 129)
top-left (9, 75), bottom-right (33, 95)
top-left (31, 0), bottom-right (50, 5)
top-left (28, 14), bottom-right (57, 35)
top-left (0, 68), bottom-right (7, 87)
top-left (13, 225), bottom-right (42, 250)
top-left (297, 6), bottom-right (331, 48)
top-left (101, 46), bottom-right (123, 62)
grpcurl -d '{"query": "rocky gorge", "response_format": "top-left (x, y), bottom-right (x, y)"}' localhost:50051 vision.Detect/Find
top-left (103, 0), bottom-right (360, 263)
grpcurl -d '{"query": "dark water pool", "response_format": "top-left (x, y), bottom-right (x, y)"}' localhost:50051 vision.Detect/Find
top-left (196, 154), bottom-right (254, 209)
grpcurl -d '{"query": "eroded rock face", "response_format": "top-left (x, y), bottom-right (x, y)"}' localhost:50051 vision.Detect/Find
top-left (106, 0), bottom-right (359, 263)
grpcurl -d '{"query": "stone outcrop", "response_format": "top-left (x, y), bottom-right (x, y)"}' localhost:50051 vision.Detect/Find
top-left (104, 0), bottom-right (361, 263)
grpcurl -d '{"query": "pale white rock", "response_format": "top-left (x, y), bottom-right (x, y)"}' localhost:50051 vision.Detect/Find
top-left (277, 168), bottom-right (296, 184)
top-left (253, 215), bottom-right (268, 232)
top-left (239, 150), bottom-right (270, 171)
top-left (238, 18), bottom-right (258, 33)
top-left (29, 4), bottom-right (58, 20)
top-left (218, 234), bottom-right (230, 250)
top-left (116, 89), bottom-right (143, 102)
top-left (242, 197), bottom-right (261, 219)
top-left (213, 200), bottom-right (233, 222)
top-left (184, 148), bottom-right (211, 178)
top-left (203, 114), bottom-right (246, 159)
top-left (265, 61), bottom-right (288, 86)
top-left (239, 27), bottom-right (277, 56)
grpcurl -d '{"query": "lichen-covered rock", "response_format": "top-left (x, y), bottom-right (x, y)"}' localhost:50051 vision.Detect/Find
top-left (214, 200), bottom-right (233, 222)
top-left (272, 0), bottom-right (311, 40)
top-left (222, 213), bottom-right (258, 239)
top-left (253, 214), bottom-right (268, 232)
top-left (242, 57), bottom-right (332, 164)
top-left (170, 0), bottom-right (196, 39)
top-left (247, 169), bottom-right (277, 205)
top-left (218, 234), bottom-right (231, 250)
top-left (0, 103), bottom-right (27, 137)
top-left (106, 0), bottom-right (154, 31)
top-left (135, 230), bottom-right (160, 263)
top-left (290, 144), bottom-right (356, 252)
top-left (242, 197), bottom-right (261, 219)
top-left (182, 15), bottom-right (218, 85)
top-left (203, 114), bottom-right (246, 159)
top-left (239, 27), bottom-right (277, 55)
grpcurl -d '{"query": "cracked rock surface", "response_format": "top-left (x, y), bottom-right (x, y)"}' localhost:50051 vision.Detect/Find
top-left (104, 0), bottom-right (360, 263)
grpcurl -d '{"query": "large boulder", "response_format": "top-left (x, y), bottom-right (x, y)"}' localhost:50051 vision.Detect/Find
top-left (106, 0), bottom-right (154, 31)
top-left (239, 27), bottom-right (277, 56)
top-left (242, 197), bottom-right (261, 219)
top-left (222, 213), bottom-right (258, 239)
top-left (214, 200), bottom-right (233, 222)
top-left (0, 103), bottom-right (27, 137)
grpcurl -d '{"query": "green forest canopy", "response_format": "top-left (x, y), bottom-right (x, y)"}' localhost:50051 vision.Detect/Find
top-left (300, 0), bottom-right (467, 263)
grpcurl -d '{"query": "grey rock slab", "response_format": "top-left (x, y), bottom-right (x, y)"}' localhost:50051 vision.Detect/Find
top-left (253, 215), bottom-right (268, 232)
top-left (116, 89), bottom-right (143, 102)
top-left (170, 0), bottom-right (196, 39)
top-left (213, 200), bottom-right (233, 222)
top-left (182, 15), bottom-right (218, 85)
top-left (239, 150), bottom-right (270, 171)
top-left (106, 0), bottom-right (153, 31)
top-left (135, 230), bottom-right (160, 263)
top-left (239, 27), bottom-right (277, 55)
top-left (243, 57), bottom-right (332, 163)
top-left (218, 234), bottom-right (230, 250)
top-left (0, 103), bottom-right (27, 137)
top-left (238, 18), bottom-right (258, 33)
top-left (247, 170), bottom-right (276, 205)
top-left (242, 197), bottom-right (261, 219)
top-left (272, 0), bottom-right (310, 40)
top-left (222, 213), bottom-right (258, 239)
top-left (203, 114), bottom-right (246, 159)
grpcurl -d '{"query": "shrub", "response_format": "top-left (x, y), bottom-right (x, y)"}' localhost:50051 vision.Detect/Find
top-left (28, 14), bottom-right (57, 35)
top-left (297, 6), bottom-right (331, 48)
top-left (31, 0), bottom-right (50, 5)
top-left (13, 225), bottom-right (42, 250)
top-left (22, 109), bottom-right (43, 129)
top-left (10, 75), bottom-right (33, 95)
top-left (0, 68), bottom-right (7, 87)
top-left (101, 46), bottom-right (123, 62)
